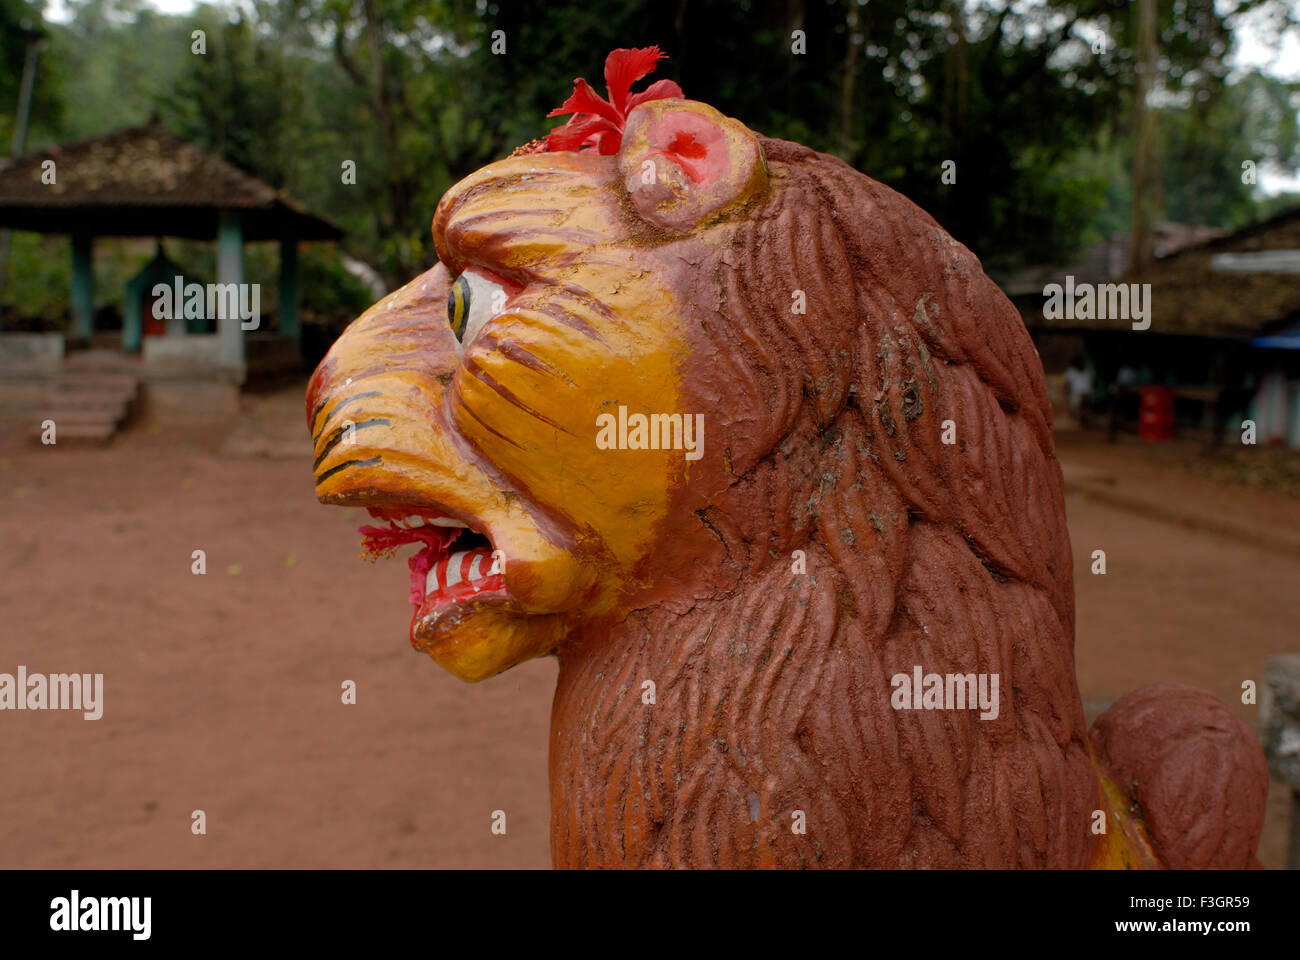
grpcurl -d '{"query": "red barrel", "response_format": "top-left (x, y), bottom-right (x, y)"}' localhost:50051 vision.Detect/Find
top-left (1138, 386), bottom-right (1175, 441)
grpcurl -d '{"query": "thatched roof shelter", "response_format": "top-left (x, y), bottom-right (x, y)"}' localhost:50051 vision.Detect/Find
top-left (1130, 208), bottom-right (1300, 340)
top-left (1002, 212), bottom-right (1300, 341)
top-left (0, 124), bottom-right (341, 241)
top-left (0, 124), bottom-right (341, 374)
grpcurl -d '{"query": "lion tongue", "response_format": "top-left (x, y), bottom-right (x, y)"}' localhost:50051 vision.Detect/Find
top-left (356, 522), bottom-right (460, 606)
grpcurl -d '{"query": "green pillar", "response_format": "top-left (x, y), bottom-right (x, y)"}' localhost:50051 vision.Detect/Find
top-left (123, 271), bottom-right (145, 352)
top-left (70, 232), bottom-right (94, 341)
top-left (1290, 382), bottom-right (1300, 450)
top-left (278, 237), bottom-right (300, 339)
top-left (216, 211), bottom-right (245, 376)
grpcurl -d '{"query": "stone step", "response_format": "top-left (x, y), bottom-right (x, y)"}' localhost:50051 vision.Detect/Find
top-left (50, 374), bottom-right (139, 398)
top-left (32, 366), bottom-right (139, 444)
top-left (36, 405), bottom-right (126, 425)
top-left (62, 350), bottom-right (143, 375)
top-left (28, 419), bottom-right (117, 444)
top-left (42, 391), bottom-right (130, 416)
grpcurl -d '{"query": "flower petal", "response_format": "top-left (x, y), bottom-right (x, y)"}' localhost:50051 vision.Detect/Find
top-left (546, 78), bottom-right (621, 126)
top-left (544, 115), bottom-right (618, 152)
top-left (596, 130), bottom-right (623, 155)
top-left (604, 46), bottom-right (668, 114)
top-left (533, 46), bottom-right (682, 155)
top-left (625, 78), bottom-right (685, 111)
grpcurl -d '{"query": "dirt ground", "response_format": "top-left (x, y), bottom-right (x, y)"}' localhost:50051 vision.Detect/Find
top-left (0, 387), bottom-right (1295, 868)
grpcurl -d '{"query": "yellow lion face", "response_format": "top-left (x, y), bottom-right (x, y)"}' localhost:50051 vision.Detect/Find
top-left (307, 100), bottom-right (767, 681)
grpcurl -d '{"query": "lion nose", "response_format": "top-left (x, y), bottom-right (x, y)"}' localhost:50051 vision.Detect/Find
top-left (306, 263), bottom-right (456, 431)
top-left (306, 263), bottom-right (464, 503)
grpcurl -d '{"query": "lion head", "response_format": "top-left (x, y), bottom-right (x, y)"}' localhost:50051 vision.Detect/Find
top-left (308, 52), bottom-right (1098, 867)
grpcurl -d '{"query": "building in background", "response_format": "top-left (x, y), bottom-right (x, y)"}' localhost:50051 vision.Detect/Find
top-left (1000, 213), bottom-right (1300, 447)
top-left (0, 124), bottom-right (342, 440)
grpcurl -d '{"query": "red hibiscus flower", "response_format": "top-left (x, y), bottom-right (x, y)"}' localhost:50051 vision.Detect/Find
top-left (534, 46), bottom-right (684, 155)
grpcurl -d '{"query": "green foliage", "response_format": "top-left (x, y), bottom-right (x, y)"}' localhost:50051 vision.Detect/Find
top-left (48, 0), bottom-right (198, 136)
top-left (1, 0), bottom-right (1298, 325)
top-left (0, 0), bottom-right (61, 147)
top-left (3, 232), bottom-right (69, 328)
top-left (298, 245), bottom-right (379, 322)
top-left (1258, 190), bottom-right (1300, 218)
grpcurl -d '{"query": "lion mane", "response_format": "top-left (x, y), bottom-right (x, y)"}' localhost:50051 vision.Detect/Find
top-left (311, 103), bottom-right (1269, 868)
top-left (548, 137), bottom-right (1097, 868)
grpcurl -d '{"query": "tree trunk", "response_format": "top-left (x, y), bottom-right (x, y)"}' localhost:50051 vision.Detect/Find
top-left (1129, 0), bottom-right (1159, 279)
top-left (839, 1), bottom-right (860, 161)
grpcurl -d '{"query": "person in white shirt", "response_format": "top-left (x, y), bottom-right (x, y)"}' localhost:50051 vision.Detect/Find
top-left (1064, 355), bottom-right (1094, 427)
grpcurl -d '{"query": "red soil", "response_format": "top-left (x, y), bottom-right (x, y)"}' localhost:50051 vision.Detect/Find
top-left (0, 393), bottom-right (1293, 868)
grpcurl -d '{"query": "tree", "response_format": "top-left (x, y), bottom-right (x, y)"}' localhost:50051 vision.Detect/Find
top-left (0, 0), bottom-right (60, 147)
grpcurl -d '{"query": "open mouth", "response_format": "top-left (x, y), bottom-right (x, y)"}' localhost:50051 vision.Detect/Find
top-left (359, 506), bottom-right (509, 646)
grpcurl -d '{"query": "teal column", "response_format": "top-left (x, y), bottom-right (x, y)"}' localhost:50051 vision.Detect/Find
top-left (70, 232), bottom-right (94, 341)
top-left (216, 211), bottom-right (245, 376)
top-left (123, 272), bottom-right (145, 352)
top-left (278, 237), bottom-right (300, 339)
top-left (1290, 382), bottom-right (1300, 450)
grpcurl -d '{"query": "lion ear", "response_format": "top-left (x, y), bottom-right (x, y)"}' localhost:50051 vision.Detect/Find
top-left (618, 99), bottom-right (766, 232)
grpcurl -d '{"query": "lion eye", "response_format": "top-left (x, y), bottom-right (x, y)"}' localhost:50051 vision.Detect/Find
top-left (447, 275), bottom-right (470, 341)
top-left (449, 273), bottom-right (470, 340)
top-left (446, 269), bottom-right (506, 347)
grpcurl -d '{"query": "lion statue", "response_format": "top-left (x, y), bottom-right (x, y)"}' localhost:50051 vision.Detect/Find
top-left (307, 48), bottom-right (1268, 868)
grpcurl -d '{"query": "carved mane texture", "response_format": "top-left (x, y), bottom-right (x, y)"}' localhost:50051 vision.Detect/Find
top-left (549, 138), bottom-right (1100, 868)
top-left (310, 112), bottom-right (1270, 868)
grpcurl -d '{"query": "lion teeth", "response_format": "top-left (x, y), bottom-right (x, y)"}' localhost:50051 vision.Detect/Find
top-left (391, 513), bottom-right (466, 529)
top-left (424, 548), bottom-right (497, 597)
top-left (445, 551), bottom-right (466, 588)
top-left (428, 517), bottom-right (468, 528)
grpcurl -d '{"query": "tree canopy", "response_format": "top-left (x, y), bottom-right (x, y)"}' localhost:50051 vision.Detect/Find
top-left (4, 0), bottom-right (1299, 309)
